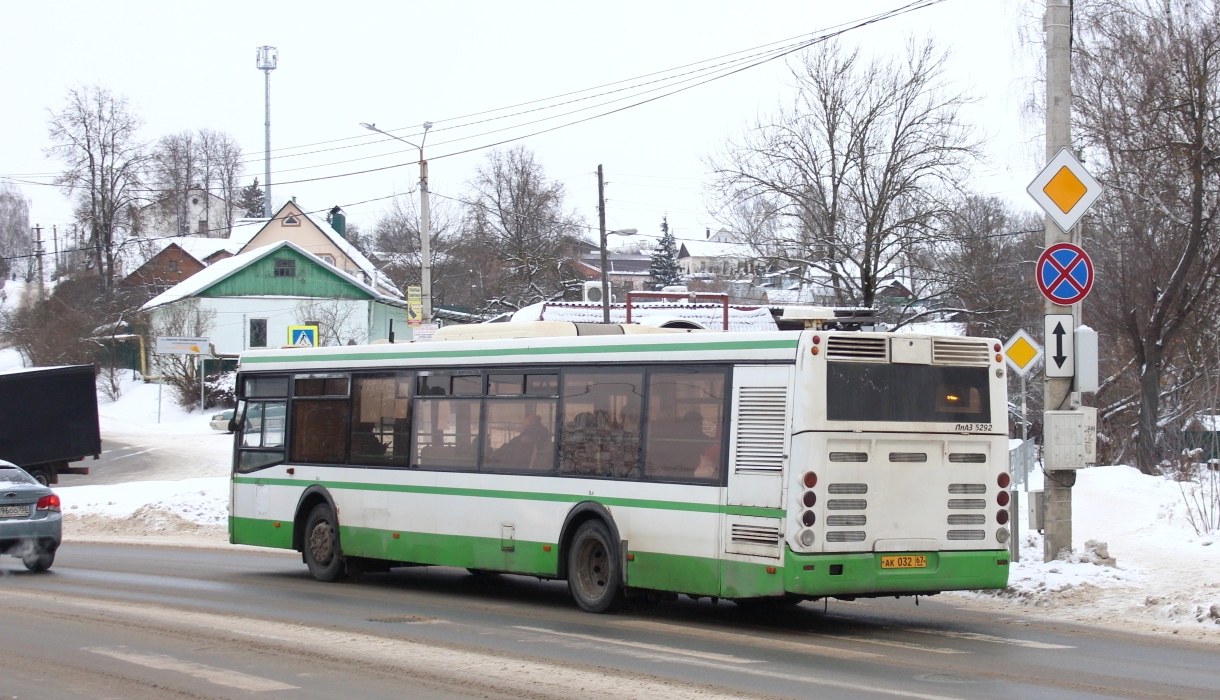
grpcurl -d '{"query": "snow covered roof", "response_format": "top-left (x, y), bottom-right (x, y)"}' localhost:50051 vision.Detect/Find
top-left (292, 206), bottom-right (402, 298)
top-left (1187, 415), bottom-right (1220, 432)
top-left (510, 301), bottom-right (777, 332)
top-left (141, 240), bottom-right (401, 311)
top-left (228, 218), bottom-right (270, 247)
top-left (678, 239), bottom-right (753, 259)
top-left (159, 236), bottom-right (240, 263)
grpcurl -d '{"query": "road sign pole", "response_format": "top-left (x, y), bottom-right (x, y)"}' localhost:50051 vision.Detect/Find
top-left (1043, 0), bottom-right (1075, 563)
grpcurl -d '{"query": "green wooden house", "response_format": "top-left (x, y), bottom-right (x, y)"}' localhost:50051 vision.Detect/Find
top-left (141, 240), bottom-right (407, 355)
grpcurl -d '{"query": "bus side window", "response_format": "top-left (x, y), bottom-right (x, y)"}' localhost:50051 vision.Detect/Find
top-left (482, 372), bottom-right (557, 474)
top-left (558, 370), bottom-right (644, 479)
top-left (643, 368), bottom-right (727, 484)
top-left (290, 374), bottom-right (350, 464)
top-left (412, 398), bottom-right (481, 471)
top-left (349, 373), bottom-right (413, 467)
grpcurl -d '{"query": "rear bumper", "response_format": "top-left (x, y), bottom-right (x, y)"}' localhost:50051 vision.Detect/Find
top-left (0, 513), bottom-right (62, 551)
top-left (784, 547), bottom-right (1009, 597)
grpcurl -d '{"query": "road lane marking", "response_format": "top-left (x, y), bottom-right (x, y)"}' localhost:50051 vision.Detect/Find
top-left (105, 447), bottom-right (164, 462)
top-left (513, 626), bottom-right (762, 664)
top-left (804, 632), bottom-right (967, 655)
top-left (900, 628), bottom-right (1073, 649)
top-left (87, 647), bottom-right (297, 692)
top-left (614, 620), bottom-right (879, 660)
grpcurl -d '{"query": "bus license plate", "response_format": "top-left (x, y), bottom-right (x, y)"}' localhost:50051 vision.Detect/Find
top-left (880, 555), bottom-right (927, 569)
top-left (0, 505), bottom-right (30, 518)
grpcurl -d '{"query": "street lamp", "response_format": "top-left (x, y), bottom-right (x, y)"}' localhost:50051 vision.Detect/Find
top-left (360, 121), bottom-right (433, 323)
top-left (600, 227), bottom-right (637, 323)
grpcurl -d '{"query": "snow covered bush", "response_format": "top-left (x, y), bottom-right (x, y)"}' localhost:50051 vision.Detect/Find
top-left (204, 371), bottom-right (235, 410)
top-left (1174, 453), bottom-right (1220, 535)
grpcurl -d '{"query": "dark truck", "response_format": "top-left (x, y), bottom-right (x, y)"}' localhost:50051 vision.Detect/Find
top-left (0, 365), bottom-right (101, 485)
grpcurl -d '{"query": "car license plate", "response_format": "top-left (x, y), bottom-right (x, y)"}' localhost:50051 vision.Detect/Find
top-left (880, 555), bottom-right (927, 569)
top-left (0, 505), bottom-right (30, 518)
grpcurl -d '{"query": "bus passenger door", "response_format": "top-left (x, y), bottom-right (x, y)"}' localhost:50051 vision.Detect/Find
top-left (722, 366), bottom-right (793, 597)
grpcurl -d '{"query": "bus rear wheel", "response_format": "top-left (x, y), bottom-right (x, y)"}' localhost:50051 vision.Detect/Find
top-left (304, 503), bottom-right (346, 582)
top-left (567, 520), bottom-right (621, 613)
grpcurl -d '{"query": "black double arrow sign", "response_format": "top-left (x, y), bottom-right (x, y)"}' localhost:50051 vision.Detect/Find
top-left (1051, 321), bottom-right (1068, 368)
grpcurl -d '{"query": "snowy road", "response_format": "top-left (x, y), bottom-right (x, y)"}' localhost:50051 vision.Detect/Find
top-left (2, 542), bottom-right (1218, 700)
top-left (57, 432), bottom-right (232, 486)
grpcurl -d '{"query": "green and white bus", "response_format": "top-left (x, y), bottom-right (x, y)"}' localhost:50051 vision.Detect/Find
top-left (229, 323), bottom-right (1011, 612)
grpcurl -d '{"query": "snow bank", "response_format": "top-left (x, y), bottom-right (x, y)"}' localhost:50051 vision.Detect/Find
top-left (97, 372), bottom-right (218, 436)
top-left (58, 476), bottom-right (228, 526)
top-left (955, 465), bottom-right (1220, 637)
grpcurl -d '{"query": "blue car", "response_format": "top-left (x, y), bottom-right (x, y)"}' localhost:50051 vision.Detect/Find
top-left (0, 460), bottom-right (60, 571)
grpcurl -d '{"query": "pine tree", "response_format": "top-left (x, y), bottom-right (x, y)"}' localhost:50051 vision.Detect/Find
top-left (649, 216), bottom-right (683, 289)
top-left (237, 178), bottom-right (266, 218)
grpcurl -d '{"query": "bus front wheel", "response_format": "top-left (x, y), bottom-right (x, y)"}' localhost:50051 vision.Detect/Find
top-left (567, 520), bottom-right (621, 613)
top-left (304, 503), bottom-right (346, 582)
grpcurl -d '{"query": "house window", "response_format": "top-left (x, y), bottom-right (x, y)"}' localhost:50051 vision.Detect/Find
top-left (249, 319), bottom-right (268, 348)
top-left (168, 260), bottom-right (179, 273)
top-left (318, 253), bottom-right (335, 266)
top-left (283, 215), bottom-right (300, 226)
top-left (273, 259), bottom-right (296, 277)
top-left (197, 220), bottom-right (208, 234)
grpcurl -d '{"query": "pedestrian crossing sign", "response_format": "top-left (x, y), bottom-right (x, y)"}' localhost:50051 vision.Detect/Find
top-left (287, 325), bottom-right (318, 348)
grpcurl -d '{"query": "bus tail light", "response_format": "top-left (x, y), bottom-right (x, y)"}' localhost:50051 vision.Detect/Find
top-left (996, 509), bottom-right (1009, 525)
top-left (997, 490), bottom-right (1010, 507)
top-left (802, 491), bottom-right (816, 507)
top-left (801, 510), bottom-right (816, 527)
top-left (36, 494), bottom-right (60, 512)
top-left (997, 472), bottom-right (1011, 489)
top-left (803, 471), bottom-right (817, 488)
top-left (799, 529), bottom-right (815, 546)
top-left (996, 527), bottom-right (1010, 543)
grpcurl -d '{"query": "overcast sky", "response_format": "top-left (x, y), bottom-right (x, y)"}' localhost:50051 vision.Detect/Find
top-left (0, 0), bottom-right (1042, 249)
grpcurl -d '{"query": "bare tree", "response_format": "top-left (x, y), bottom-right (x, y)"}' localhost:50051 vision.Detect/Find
top-left (146, 131), bottom-right (199, 235)
top-left (930, 196), bottom-right (1045, 338)
top-left (368, 193), bottom-right (465, 304)
top-left (294, 297), bottom-right (367, 346)
top-left (198, 129), bottom-right (244, 235)
top-left (46, 86), bottom-right (147, 287)
top-left (1075, 0), bottom-right (1220, 473)
top-left (0, 182), bottom-right (33, 281)
top-left (460, 146), bottom-right (585, 313)
top-left (150, 300), bottom-right (215, 408)
top-left (147, 129), bottom-right (244, 237)
top-left (708, 39), bottom-right (978, 315)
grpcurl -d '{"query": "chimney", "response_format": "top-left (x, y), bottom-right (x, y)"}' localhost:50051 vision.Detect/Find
top-left (328, 206), bottom-right (347, 238)
top-left (706, 227), bottom-right (710, 239)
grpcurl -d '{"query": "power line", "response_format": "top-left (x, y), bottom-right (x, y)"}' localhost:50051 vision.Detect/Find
top-left (0, 0), bottom-right (941, 193)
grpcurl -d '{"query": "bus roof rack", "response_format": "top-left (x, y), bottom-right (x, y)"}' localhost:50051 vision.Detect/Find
top-left (430, 321), bottom-right (697, 342)
top-left (774, 306), bottom-right (878, 332)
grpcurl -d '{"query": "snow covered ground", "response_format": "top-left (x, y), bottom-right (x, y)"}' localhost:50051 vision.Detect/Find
top-left (951, 465), bottom-right (1220, 641)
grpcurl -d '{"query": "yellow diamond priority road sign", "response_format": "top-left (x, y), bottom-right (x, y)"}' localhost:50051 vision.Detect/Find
top-left (1003, 329), bottom-right (1043, 377)
top-left (1027, 148), bottom-right (1102, 232)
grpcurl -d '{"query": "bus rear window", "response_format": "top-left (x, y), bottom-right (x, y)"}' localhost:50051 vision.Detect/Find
top-left (826, 362), bottom-right (991, 423)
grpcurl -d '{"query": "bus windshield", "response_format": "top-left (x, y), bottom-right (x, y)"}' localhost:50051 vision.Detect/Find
top-left (826, 362), bottom-right (991, 423)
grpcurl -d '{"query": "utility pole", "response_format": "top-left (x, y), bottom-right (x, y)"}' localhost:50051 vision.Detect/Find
top-left (598, 164), bottom-right (610, 323)
top-left (33, 224), bottom-right (44, 301)
top-left (1043, 0), bottom-right (1075, 562)
top-left (420, 156), bottom-right (432, 324)
top-left (256, 46), bottom-right (279, 217)
top-left (51, 225), bottom-right (59, 280)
